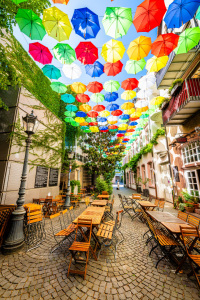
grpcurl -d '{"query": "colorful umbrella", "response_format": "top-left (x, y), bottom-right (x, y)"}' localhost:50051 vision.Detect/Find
top-left (52, 0), bottom-right (69, 4)
top-left (79, 104), bottom-right (91, 112)
top-left (140, 113), bottom-right (149, 119)
top-left (118, 124), bottom-right (128, 130)
top-left (66, 104), bottom-right (78, 112)
top-left (42, 7), bottom-right (72, 41)
top-left (15, 9), bottom-right (46, 41)
top-left (107, 103), bottom-right (119, 111)
top-left (124, 108), bottom-right (135, 115)
top-left (64, 111), bottom-right (75, 117)
top-left (64, 117), bottom-right (73, 123)
top-left (98, 117), bottom-right (107, 123)
top-left (127, 36), bottom-right (151, 61)
top-left (93, 105), bottom-right (105, 112)
top-left (75, 117), bottom-right (85, 123)
top-left (137, 89), bottom-right (152, 99)
top-left (86, 117), bottom-right (96, 123)
top-left (50, 82), bottom-right (67, 93)
top-left (125, 58), bottom-right (146, 74)
top-left (76, 94), bottom-right (90, 103)
top-left (85, 61), bottom-right (104, 77)
top-left (119, 114), bottom-right (130, 122)
top-left (76, 111), bottom-right (87, 117)
top-left (75, 42), bottom-right (98, 65)
top-left (71, 121), bottom-right (80, 127)
top-left (129, 121), bottom-right (138, 126)
top-left (80, 122), bottom-right (89, 127)
top-left (71, 82), bottom-right (87, 94)
top-left (102, 7), bottom-right (132, 39)
top-left (133, 0), bottom-right (166, 32)
top-left (109, 125), bottom-right (118, 130)
top-left (108, 116), bottom-right (118, 124)
top-left (42, 65), bottom-right (61, 80)
top-left (81, 126), bottom-right (89, 130)
top-left (151, 33), bottom-right (179, 57)
top-left (53, 43), bottom-right (76, 64)
top-left (87, 111), bottom-right (99, 118)
top-left (62, 63), bottom-right (82, 80)
top-left (138, 73), bottom-right (156, 89)
top-left (136, 106), bottom-right (148, 113)
top-left (101, 39), bottom-right (126, 63)
top-left (104, 80), bottom-right (120, 93)
top-left (121, 90), bottom-right (136, 100)
top-left (174, 27), bottom-right (200, 54)
top-left (196, 6), bottom-right (200, 20)
top-left (71, 7), bottom-right (100, 40)
top-left (150, 96), bottom-right (165, 105)
top-left (90, 126), bottom-right (99, 132)
top-left (89, 122), bottom-right (98, 126)
top-left (117, 133), bottom-right (124, 137)
top-left (83, 128), bottom-right (91, 133)
top-left (61, 94), bottom-right (75, 103)
top-left (99, 110), bottom-right (110, 117)
top-left (91, 93), bottom-right (104, 103)
top-left (87, 81), bottom-right (103, 93)
top-left (146, 56), bottom-right (168, 72)
top-left (105, 92), bottom-right (118, 102)
top-left (135, 99), bottom-right (149, 108)
top-left (104, 61), bottom-right (123, 76)
top-left (121, 102), bottom-right (134, 110)
top-left (121, 78), bottom-right (139, 90)
top-left (99, 126), bottom-right (108, 132)
top-left (111, 109), bottom-right (123, 116)
top-left (164, 0), bottom-right (200, 29)
top-left (29, 42), bottom-right (52, 64)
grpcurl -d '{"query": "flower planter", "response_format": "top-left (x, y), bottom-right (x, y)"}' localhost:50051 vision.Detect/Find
top-left (143, 189), bottom-right (149, 197)
top-left (185, 206), bottom-right (194, 213)
top-left (170, 82), bottom-right (182, 96)
top-left (160, 100), bottom-right (169, 111)
top-left (136, 186), bottom-right (142, 193)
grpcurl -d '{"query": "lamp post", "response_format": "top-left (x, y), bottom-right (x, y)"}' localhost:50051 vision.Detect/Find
top-left (3, 111), bottom-right (39, 253)
top-left (64, 150), bottom-right (74, 208)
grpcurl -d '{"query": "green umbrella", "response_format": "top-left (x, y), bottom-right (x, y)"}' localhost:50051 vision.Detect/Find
top-left (64, 117), bottom-right (73, 123)
top-left (53, 43), bottom-right (76, 64)
top-left (50, 82), bottom-right (67, 93)
top-left (15, 9), bottom-right (46, 40)
top-left (83, 128), bottom-right (91, 133)
top-left (64, 111), bottom-right (76, 117)
top-left (196, 6), bottom-right (200, 20)
top-left (125, 58), bottom-right (146, 74)
top-left (174, 27), bottom-right (200, 54)
top-left (140, 113), bottom-right (149, 119)
top-left (102, 7), bottom-right (132, 39)
top-left (42, 65), bottom-right (61, 80)
top-left (71, 121), bottom-right (79, 127)
top-left (135, 127), bottom-right (143, 131)
top-left (104, 80), bottom-right (120, 92)
top-left (86, 117), bottom-right (96, 123)
top-left (109, 128), bottom-right (118, 132)
top-left (12, 0), bottom-right (27, 4)
top-left (91, 93), bottom-right (104, 103)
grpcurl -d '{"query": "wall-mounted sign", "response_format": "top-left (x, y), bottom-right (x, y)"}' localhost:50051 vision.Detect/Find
top-left (49, 168), bottom-right (59, 187)
top-left (35, 166), bottom-right (48, 188)
top-left (176, 136), bottom-right (187, 143)
top-left (173, 166), bottom-right (180, 182)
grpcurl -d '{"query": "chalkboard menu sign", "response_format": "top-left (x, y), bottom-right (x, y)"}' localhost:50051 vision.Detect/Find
top-left (49, 168), bottom-right (59, 187)
top-left (35, 166), bottom-right (48, 188)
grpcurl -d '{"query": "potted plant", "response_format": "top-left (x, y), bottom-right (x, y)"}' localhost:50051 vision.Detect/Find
top-left (169, 78), bottom-right (183, 96)
top-left (185, 203), bottom-right (194, 213)
top-left (181, 189), bottom-right (196, 213)
top-left (136, 176), bottom-right (142, 193)
top-left (179, 203), bottom-right (186, 212)
top-left (142, 178), bottom-right (150, 197)
top-left (159, 97), bottom-right (171, 110)
top-left (174, 196), bottom-right (183, 209)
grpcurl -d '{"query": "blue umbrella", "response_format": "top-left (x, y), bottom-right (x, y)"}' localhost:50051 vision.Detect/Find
top-left (66, 104), bottom-right (78, 112)
top-left (61, 94), bottom-right (75, 103)
top-left (71, 7), bottom-right (100, 40)
top-left (104, 92), bottom-right (118, 102)
top-left (129, 121), bottom-right (138, 126)
top-left (97, 117), bottom-right (107, 122)
top-left (85, 61), bottom-right (104, 77)
top-left (107, 103), bottom-right (119, 111)
top-left (42, 65), bottom-right (61, 80)
top-left (164, 0), bottom-right (200, 29)
top-left (119, 114), bottom-right (130, 120)
top-left (118, 130), bottom-right (126, 134)
top-left (76, 111), bottom-right (87, 117)
top-left (99, 126), bottom-right (108, 131)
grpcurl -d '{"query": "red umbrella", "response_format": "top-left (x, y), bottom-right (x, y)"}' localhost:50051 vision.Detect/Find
top-left (109, 125), bottom-right (118, 130)
top-left (127, 129), bottom-right (135, 132)
top-left (111, 109), bottom-right (123, 116)
top-left (87, 81), bottom-right (103, 93)
top-left (89, 122), bottom-right (98, 126)
top-left (123, 138), bottom-right (130, 141)
top-left (117, 133), bottom-right (124, 137)
top-left (76, 94), bottom-right (90, 103)
top-left (93, 105), bottom-right (105, 112)
top-left (133, 0), bottom-right (166, 32)
top-left (130, 117), bottom-right (139, 121)
top-left (29, 42), bottom-right (53, 64)
top-left (121, 78), bottom-right (139, 90)
top-left (151, 33), bottom-right (179, 57)
top-left (103, 61), bottom-right (123, 76)
top-left (75, 42), bottom-right (98, 65)
top-left (87, 111), bottom-right (99, 118)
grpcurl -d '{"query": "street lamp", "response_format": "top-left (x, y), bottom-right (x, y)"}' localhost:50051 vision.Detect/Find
top-left (64, 149), bottom-right (74, 208)
top-left (3, 111), bottom-right (39, 253)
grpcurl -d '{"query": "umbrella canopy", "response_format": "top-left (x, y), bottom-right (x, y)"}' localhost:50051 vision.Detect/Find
top-left (71, 7), bottom-right (100, 40)
top-left (125, 58), bottom-right (146, 74)
top-left (101, 39), bottom-right (126, 63)
top-left (133, 0), bottom-right (166, 32)
top-left (76, 94), bottom-right (90, 103)
top-left (150, 96), bottom-right (165, 105)
top-left (90, 126), bottom-right (99, 132)
top-left (61, 94), bottom-right (75, 103)
top-left (86, 117), bottom-right (96, 123)
top-left (53, 43), bottom-right (76, 64)
top-left (127, 36), bottom-right (151, 60)
top-left (71, 82), bottom-right (87, 93)
top-left (85, 61), bottom-right (104, 77)
top-left (81, 126), bottom-right (89, 130)
top-left (117, 133), bottom-right (124, 137)
top-left (99, 111), bottom-right (110, 117)
top-left (119, 114), bottom-right (130, 121)
top-left (146, 56), bottom-right (168, 72)
top-left (15, 9), bottom-right (46, 40)
top-left (109, 125), bottom-right (118, 130)
top-left (124, 108), bottom-right (135, 115)
top-left (50, 82), bottom-right (67, 93)
top-left (52, 0), bottom-right (69, 4)
top-left (121, 90), bottom-right (136, 100)
top-left (196, 6), bottom-right (200, 20)
top-left (104, 80), bottom-right (120, 92)
top-left (118, 124), bottom-right (128, 130)
top-left (75, 41), bottom-right (98, 65)
top-left (29, 42), bottom-right (52, 64)
top-left (42, 7), bottom-right (72, 41)
top-left (42, 65), bottom-right (61, 80)
top-left (105, 92), bottom-right (118, 102)
top-left (108, 116), bottom-right (118, 124)
top-left (64, 117), bottom-right (73, 123)
top-left (90, 122), bottom-right (98, 126)
top-left (91, 93), bottom-right (104, 103)
top-left (62, 63), bottom-right (82, 79)
top-left (98, 117), bottom-right (107, 122)
top-left (111, 109), bottom-right (123, 116)
top-left (104, 61), bottom-right (123, 76)
top-left (75, 117), bottom-right (85, 123)
top-left (80, 122), bottom-right (89, 126)
top-left (79, 104), bottom-right (91, 112)
top-left (164, 0), bottom-right (200, 29)
top-left (174, 27), bottom-right (200, 54)
top-left (76, 111), bottom-right (87, 117)
top-left (137, 89), bottom-right (152, 98)
top-left (121, 78), bottom-right (139, 90)
top-left (135, 99), bottom-right (149, 108)
top-left (151, 33), bottom-right (179, 57)
top-left (99, 126), bottom-right (108, 132)
top-left (107, 103), bottom-right (119, 111)
top-left (129, 121), bottom-right (138, 126)
top-left (87, 81), bottom-right (103, 93)
top-left (66, 104), bottom-right (78, 112)
top-left (121, 102), bottom-right (134, 110)
top-left (140, 113), bottom-right (149, 119)
top-left (83, 128), bottom-right (91, 133)
top-left (87, 111), bottom-right (99, 118)
top-left (64, 111), bottom-right (75, 117)
top-left (71, 121), bottom-right (80, 127)
top-left (102, 7), bottom-right (132, 39)
top-left (138, 73), bottom-right (156, 89)
top-left (93, 105), bottom-right (105, 112)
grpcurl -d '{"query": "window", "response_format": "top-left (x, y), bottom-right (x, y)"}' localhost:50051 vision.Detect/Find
top-left (185, 170), bottom-right (200, 194)
top-left (149, 163), bottom-right (154, 185)
top-left (182, 141), bottom-right (200, 164)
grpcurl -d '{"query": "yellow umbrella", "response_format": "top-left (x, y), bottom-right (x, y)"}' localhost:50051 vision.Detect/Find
top-left (108, 120), bottom-right (118, 125)
top-left (128, 125), bottom-right (136, 129)
top-left (75, 117), bottom-right (85, 123)
top-left (127, 36), bottom-right (151, 61)
top-left (136, 107), bottom-right (148, 113)
top-left (101, 39), bottom-right (125, 63)
top-left (125, 132), bottom-right (133, 136)
top-left (107, 116), bottom-right (117, 125)
top-left (124, 108), bottom-right (135, 115)
top-left (121, 90), bottom-right (136, 100)
top-left (80, 121), bottom-right (88, 126)
top-left (43, 7), bottom-right (72, 42)
top-left (79, 104), bottom-right (91, 112)
top-left (99, 110), bottom-right (110, 117)
top-left (89, 126), bottom-right (99, 132)
top-left (130, 112), bottom-right (141, 118)
top-left (146, 56), bottom-right (168, 72)
top-left (150, 96), bottom-right (165, 105)
top-left (121, 102), bottom-right (134, 110)
top-left (71, 82), bottom-right (87, 94)
top-left (118, 124), bottom-right (128, 130)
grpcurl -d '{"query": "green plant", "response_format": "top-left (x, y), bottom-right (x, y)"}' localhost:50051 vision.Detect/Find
top-left (70, 180), bottom-right (81, 194)
top-left (169, 78), bottom-right (183, 93)
top-left (178, 196), bottom-right (183, 203)
top-left (158, 97), bottom-right (170, 109)
top-left (185, 203), bottom-right (194, 207)
top-left (142, 178), bottom-right (150, 187)
top-left (76, 180), bottom-right (81, 193)
top-left (179, 203), bottom-right (186, 212)
top-left (95, 177), bottom-right (109, 195)
top-left (182, 189), bottom-right (193, 202)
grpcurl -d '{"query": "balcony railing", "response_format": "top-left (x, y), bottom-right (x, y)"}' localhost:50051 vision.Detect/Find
top-left (162, 78), bottom-right (200, 125)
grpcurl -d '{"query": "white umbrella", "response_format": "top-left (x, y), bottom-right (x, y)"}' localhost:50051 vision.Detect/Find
top-left (135, 100), bottom-right (148, 108)
top-left (108, 116), bottom-right (118, 122)
top-left (98, 121), bottom-right (107, 126)
top-left (62, 63), bottom-right (82, 80)
top-left (137, 89), bottom-right (152, 99)
top-left (138, 73), bottom-right (156, 90)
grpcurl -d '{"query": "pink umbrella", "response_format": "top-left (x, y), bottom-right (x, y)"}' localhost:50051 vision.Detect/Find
top-left (75, 42), bottom-right (98, 65)
top-left (29, 42), bottom-right (53, 64)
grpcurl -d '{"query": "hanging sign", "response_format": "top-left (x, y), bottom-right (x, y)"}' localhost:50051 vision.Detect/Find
top-left (176, 136), bottom-right (187, 143)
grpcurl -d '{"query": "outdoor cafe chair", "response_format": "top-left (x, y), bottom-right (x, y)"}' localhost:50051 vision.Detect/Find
top-left (85, 197), bottom-right (91, 208)
top-left (155, 199), bottom-right (165, 212)
top-left (104, 195), bottom-right (115, 220)
top-left (178, 211), bottom-right (188, 222)
top-left (120, 197), bottom-right (135, 220)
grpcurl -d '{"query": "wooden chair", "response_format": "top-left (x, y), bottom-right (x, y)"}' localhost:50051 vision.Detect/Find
top-left (178, 211), bottom-right (188, 222)
top-left (67, 218), bottom-right (93, 279)
top-left (132, 194), bottom-right (142, 200)
top-left (187, 215), bottom-right (200, 228)
top-left (154, 199), bottom-right (160, 207)
top-left (104, 195), bottom-right (114, 219)
top-left (120, 197), bottom-right (135, 220)
top-left (102, 191), bottom-right (109, 195)
top-left (0, 205), bottom-right (16, 247)
top-left (85, 197), bottom-right (91, 208)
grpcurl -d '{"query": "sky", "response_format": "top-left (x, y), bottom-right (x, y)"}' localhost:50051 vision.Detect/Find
top-left (13, 0), bottom-right (159, 112)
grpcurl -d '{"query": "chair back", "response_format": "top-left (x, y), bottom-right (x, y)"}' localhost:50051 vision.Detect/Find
top-left (75, 218), bottom-right (93, 242)
top-left (102, 191), bottom-right (108, 195)
top-left (154, 199), bottom-right (159, 206)
top-left (85, 197), bottom-right (90, 207)
top-left (132, 194), bottom-right (141, 200)
top-left (187, 215), bottom-right (200, 228)
top-left (46, 196), bottom-right (53, 200)
top-left (61, 209), bottom-right (71, 228)
top-left (180, 226), bottom-right (199, 251)
top-left (158, 200), bottom-right (165, 211)
top-left (142, 210), bottom-right (157, 238)
top-left (178, 211), bottom-right (188, 222)
top-left (49, 212), bottom-right (62, 236)
top-left (115, 210), bottom-right (123, 230)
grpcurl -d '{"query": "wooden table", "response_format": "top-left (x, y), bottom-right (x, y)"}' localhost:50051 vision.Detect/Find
top-left (97, 195), bottom-right (109, 200)
top-left (161, 222), bottom-right (193, 234)
top-left (138, 201), bottom-right (157, 210)
top-left (147, 211), bottom-right (188, 224)
top-left (91, 200), bottom-right (108, 207)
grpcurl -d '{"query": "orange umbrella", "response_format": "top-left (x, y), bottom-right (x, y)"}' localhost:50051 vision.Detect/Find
top-left (52, 0), bottom-right (69, 4)
top-left (127, 36), bottom-right (151, 61)
top-left (151, 33), bottom-right (179, 57)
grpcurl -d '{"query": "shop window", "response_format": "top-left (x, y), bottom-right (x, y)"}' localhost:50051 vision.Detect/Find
top-left (185, 170), bottom-right (200, 194)
top-left (182, 141), bottom-right (200, 164)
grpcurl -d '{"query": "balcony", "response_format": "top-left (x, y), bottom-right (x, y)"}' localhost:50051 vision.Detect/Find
top-left (162, 78), bottom-right (200, 125)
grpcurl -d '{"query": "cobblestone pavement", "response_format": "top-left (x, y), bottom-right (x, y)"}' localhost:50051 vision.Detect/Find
top-left (0, 187), bottom-right (200, 300)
